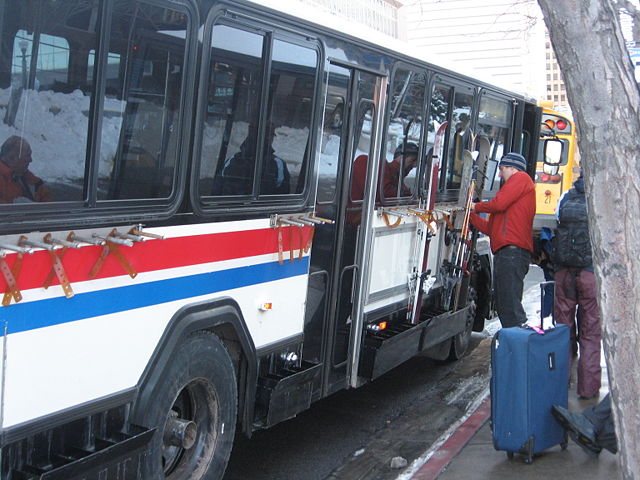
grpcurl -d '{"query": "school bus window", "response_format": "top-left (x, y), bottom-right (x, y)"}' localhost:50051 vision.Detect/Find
top-left (98, 2), bottom-right (188, 201)
top-left (200, 25), bottom-right (264, 197)
top-left (382, 68), bottom-right (425, 200)
top-left (260, 39), bottom-right (317, 196)
top-left (0, 2), bottom-right (97, 205)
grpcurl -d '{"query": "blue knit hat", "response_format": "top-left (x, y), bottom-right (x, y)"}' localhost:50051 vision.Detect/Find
top-left (499, 152), bottom-right (527, 171)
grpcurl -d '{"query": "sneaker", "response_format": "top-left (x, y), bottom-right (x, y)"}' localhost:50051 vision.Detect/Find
top-left (552, 405), bottom-right (602, 457)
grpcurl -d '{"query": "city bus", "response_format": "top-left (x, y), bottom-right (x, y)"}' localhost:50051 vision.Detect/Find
top-left (534, 107), bottom-right (579, 229)
top-left (0, 0), bottom-right (542, 478)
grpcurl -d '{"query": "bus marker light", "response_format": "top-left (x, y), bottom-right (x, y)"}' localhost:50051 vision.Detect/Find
top-left (544, 119), bottom-right (556, 129)
top-left (556, 120), bottom-right (567, 130)
top-left (259, 302), bottom-right (273, 311)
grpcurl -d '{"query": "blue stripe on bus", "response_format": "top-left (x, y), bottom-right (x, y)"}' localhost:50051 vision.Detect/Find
top-left (1, 258), bottom-right (309, 336)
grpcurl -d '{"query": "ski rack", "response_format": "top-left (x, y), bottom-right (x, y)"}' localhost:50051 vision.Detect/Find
top-left (269, 213), bottom-right (333, 228)
top-left (0, 225), bottom-right (164, 306)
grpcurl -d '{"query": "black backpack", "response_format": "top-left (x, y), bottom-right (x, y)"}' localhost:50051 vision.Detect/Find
top-left (551, 189), bottom-right (592, 268)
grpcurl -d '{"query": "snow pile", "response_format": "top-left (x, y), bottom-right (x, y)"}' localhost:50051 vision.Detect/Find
top-left (0, 87), bottom-right (124, 182)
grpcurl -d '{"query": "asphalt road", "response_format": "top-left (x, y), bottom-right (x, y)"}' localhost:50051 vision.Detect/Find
top-left (223, 266), bottom-right (545, 480)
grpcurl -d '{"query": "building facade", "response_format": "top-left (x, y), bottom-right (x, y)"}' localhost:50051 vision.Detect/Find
top-left (401, 0), bottom-right (548, 102)
top-left (297, 0), bottom-right (404, 39)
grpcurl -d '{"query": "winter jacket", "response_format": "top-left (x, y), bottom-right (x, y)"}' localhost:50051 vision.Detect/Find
top-left (0, 161), bottom-right (51, 203)
top-left (470, 170), bottom-right (536, 253)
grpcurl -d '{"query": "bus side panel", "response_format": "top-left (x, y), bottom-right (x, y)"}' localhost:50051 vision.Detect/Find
top-left (0, 219), bottom-right (310, 429)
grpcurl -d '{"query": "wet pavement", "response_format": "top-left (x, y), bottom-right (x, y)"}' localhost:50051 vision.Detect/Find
top-left (402, 265), bottom-right (620, 480)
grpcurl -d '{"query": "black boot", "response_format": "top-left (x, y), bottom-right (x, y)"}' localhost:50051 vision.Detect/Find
top-left (552, 405), bottom-right (602, 457)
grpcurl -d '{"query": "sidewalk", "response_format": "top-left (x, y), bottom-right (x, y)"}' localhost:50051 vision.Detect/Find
top-left (404, 266), bottom-right (620, 480)
top-left (406, 313), bottom-right (619, 478)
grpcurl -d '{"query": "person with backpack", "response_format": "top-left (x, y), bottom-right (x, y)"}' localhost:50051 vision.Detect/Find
top-left (552, 172), bottom-right (601, 399)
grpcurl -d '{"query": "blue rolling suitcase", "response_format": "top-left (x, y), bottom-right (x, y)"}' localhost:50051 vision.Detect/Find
top-left (490, 281), bottom-right (569, 463)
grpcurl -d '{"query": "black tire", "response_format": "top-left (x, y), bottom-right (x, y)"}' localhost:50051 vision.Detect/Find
top-left (139, 331), bottom-right (237, 480)
top-left (447, 289), bottom-right (476, 361)
top-left (506, 451), bottom-right (514, 460)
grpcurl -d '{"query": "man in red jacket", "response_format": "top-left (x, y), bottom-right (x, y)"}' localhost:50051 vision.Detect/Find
top-left (0, 136), bottom-right (51, 203)
top-left (470, 152), bottom-right (535, 328)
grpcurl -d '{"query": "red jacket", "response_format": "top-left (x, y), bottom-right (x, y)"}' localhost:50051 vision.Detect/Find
top-left (0, 161), bottom-right (51, 204)
top-left (470, 171), bottom-right (535, 254)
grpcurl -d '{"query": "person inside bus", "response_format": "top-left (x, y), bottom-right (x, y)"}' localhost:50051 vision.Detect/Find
top-left (212, 126), bottom-right (290, 196)
top-left (345, 142), bottom-right (419, 227)
top-left (470, 152), bottom-right (536, 328)
top-left (350, 141), bottom-right (420, 203)
top-left (0, 136), bottom-right (51, 204)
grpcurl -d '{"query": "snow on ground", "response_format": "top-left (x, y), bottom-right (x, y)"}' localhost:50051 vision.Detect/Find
top-left (0, 87), bottom-right (123, 183)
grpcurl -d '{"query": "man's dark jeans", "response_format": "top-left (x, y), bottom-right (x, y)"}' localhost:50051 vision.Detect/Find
top-left (493, 245), bottom-right (531, 328)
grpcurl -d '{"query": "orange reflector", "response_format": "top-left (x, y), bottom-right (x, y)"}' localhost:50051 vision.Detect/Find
top-left (378, 321), bottom-right (387, 331)
top-left (544, 119), bottom-right (555, 129)
top-left (259, 302), bottom-right (273, 311)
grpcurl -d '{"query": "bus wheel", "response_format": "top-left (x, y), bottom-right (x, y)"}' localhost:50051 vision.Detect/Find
top-left (448, 289), bottom-right (477, 361)
top-left (141, 332), bottom-right (237, 480)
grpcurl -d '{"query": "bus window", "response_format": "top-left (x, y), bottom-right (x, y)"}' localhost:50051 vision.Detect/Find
top-left (261, 39), bottom-right (317, 196)
top-left (477, 95), bottom-right (512, 193)
top-left (445, 90), bottom-right (474, 190)
top-left (426, 85), bottom-right (450, 188)
top-left (318, 65), bottom-right (349, 204)
top-left (99, 2), bottom-right (188, 201)
top-left (382, 68), bottom-right (425, 200)
top-left (200, 25), bottom-right (264, 197)
top-left (0, 1), bottom-right (98, 204)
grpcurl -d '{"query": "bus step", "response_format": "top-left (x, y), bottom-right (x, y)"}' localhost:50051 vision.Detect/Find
top-left (256, 361), bottom-right (322, 428)
top-left (360, 321), bottom-right (428, 380)
top-left (13, 464), bottom-right (47, 478)
top-left (8, 426), bottom-right (155, 480)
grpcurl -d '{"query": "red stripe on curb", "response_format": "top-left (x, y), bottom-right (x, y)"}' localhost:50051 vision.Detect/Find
top-left (411, 396), bottom-right (491, 480)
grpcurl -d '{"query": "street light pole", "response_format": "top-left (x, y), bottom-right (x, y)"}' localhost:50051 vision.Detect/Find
top-left (19, 39), bottom-right (28, 89)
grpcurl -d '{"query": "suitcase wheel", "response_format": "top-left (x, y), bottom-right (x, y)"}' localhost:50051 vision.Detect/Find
top-left (524, 437), bottom-right (535, 464)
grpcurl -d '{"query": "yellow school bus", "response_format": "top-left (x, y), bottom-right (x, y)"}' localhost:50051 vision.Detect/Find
top-left (535, 107), bottom-right (579, 227)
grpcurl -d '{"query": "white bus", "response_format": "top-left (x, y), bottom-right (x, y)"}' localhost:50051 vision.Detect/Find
top-left (0, 1), bottom-right (542, 478)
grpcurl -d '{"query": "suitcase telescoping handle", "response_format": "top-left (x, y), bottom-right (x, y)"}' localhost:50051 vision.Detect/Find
top-left (539, 280), bottom-right (555, 329)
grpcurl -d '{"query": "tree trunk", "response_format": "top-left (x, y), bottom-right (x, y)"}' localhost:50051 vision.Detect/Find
top-left (537, 1), bottom-right (640, 477)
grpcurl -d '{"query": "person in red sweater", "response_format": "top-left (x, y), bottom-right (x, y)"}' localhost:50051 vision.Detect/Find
top-left (470, 152), bottom-right (535, 328)
top-left (0, 136), bottom-right (51, 204)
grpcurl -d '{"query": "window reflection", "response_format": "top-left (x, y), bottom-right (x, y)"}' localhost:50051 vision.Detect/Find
top-left (446, 91), bottom-right (474, 190)
top-left (99, 2), bottom-right (188, 200)
top-left (0, 1), bottom-right (98, 204)
top-left (477, 96), bottom-right (512, 193)
top-left (383, 69), bottom-right (425, 199)
top-left (262, 39), bottom-right (317, 196)
top-left (201, 25), bottom-right (264, 197)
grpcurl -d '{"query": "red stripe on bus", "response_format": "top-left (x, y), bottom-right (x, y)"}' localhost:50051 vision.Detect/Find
top-left (0, 226), bottom-right (313, 293)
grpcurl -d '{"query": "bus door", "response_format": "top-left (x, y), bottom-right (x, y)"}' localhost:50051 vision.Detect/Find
top-left (305, 63), bottom-right (387, 396)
